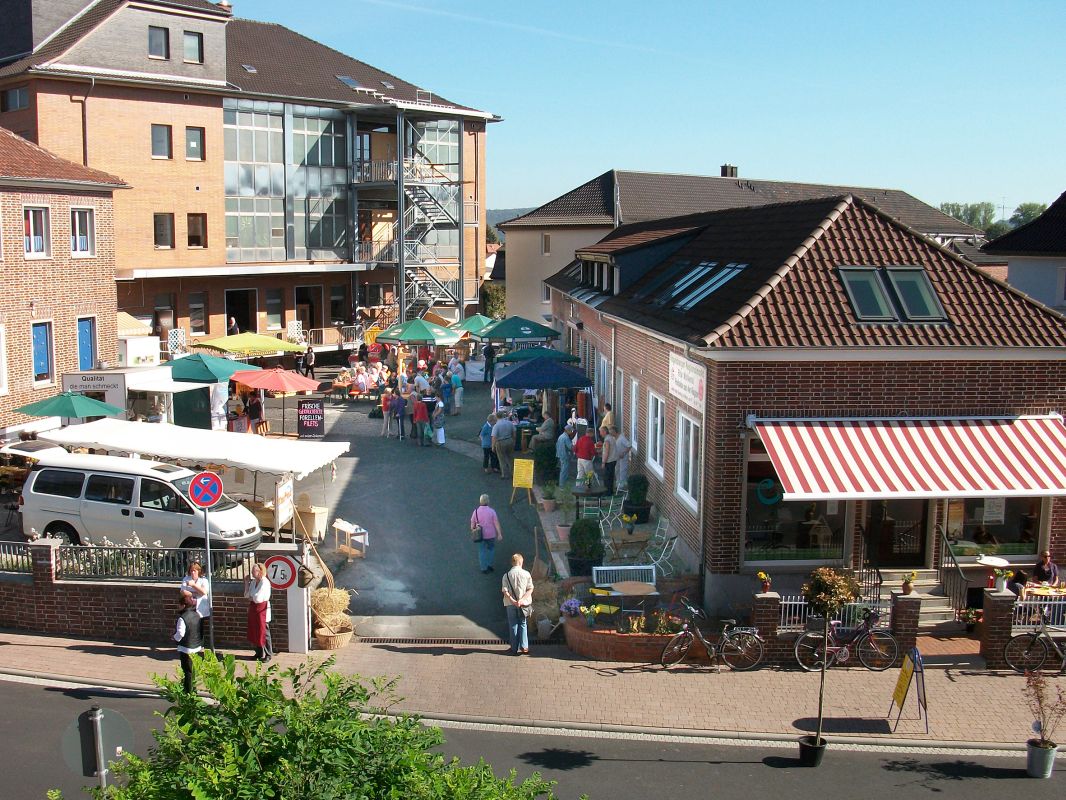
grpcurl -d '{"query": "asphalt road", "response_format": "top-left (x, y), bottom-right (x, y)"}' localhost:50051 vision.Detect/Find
top-left (5, 677), bottom-right (1061, 800)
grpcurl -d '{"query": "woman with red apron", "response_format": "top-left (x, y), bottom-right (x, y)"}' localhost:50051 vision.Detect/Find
top-left (244, 562), bottom-right (272, 662)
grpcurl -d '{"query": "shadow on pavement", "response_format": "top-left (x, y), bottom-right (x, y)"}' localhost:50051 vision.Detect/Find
top-left (44, 685), bottom-right (160, 701)
top-left (881, 757), bottom-right (1029, 782)
top-left (369, 644), bottom-right (509, 657)
top-left (763, 755), bottom-right (804, 768)
top-left (518, 747), bottom-right (599, 771)
top-left (793, 716), bottom-right (893, 734)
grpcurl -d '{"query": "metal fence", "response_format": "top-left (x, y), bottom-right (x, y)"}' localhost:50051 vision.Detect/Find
top-left (0, 542), bottom-right (32, 574)
top-left (778, 596), bottom-right (892, 634)
top-left (55, 546), bottom-right (256, 583)
top-left (1012, 598), bottom-right (1066, 635)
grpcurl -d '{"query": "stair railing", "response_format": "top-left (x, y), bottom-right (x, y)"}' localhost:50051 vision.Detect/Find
top-left (854, 523), bottom-right (883, 603)
top-left (937, 524), bottom-right (970, 620)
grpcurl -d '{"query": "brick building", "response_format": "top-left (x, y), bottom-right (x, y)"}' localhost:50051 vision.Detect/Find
top-left (0, 0), bottom-right (493, 353)
top-left (0, 125), bottom-right (127, 436)
top-left (546, 195), bottom-right (1066, 612)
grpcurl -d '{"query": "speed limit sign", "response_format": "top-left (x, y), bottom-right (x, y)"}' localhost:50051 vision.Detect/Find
top-left (263, 555), bottom-right (297, 590)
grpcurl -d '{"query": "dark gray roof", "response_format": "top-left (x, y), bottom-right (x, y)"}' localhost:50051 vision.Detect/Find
top-left (0, 0), bottom-right (125, 79)
top-left (502, 169), bottom-right (979, 237)
top-left (983, 192), bottom-right (1066, 256)
top-left (947, 238), bottom-right (1006, 267)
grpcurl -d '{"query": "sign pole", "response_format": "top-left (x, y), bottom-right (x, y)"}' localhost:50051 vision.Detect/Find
top-left (204, 505), bottom-right (214, 652)
top-left (190, 471), bottom-right (225, 652)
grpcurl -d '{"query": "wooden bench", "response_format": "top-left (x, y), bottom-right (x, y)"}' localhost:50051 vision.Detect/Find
top-left (592, 565), bottom-right (656, 587)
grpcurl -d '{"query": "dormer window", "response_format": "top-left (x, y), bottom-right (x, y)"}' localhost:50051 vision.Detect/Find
top-left (838, 266), bottom-right (947, 323)
top-left (184, 31), bottom-right (204, 64)
top-left (148, 26), bottom-right (170, 60)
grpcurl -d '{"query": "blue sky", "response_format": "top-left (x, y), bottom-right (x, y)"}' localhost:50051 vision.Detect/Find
top-left (251, 0), bottom-right (1065, 214)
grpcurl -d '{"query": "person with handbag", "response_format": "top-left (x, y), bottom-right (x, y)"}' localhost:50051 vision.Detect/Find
top-left (470, 493), bottom-right (501, 574)
top-left (502, 553), bottom-right (534, 655)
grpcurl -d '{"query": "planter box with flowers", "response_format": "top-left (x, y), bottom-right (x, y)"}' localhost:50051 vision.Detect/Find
top-left (560, 603), bottom-right (710, 663)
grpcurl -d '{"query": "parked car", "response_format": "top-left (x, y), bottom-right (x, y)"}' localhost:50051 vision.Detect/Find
top-left (19, 451), bottom-right (261, 550)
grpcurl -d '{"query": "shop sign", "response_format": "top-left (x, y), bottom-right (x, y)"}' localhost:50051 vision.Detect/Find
top-left (669, 353), bottom-right (706, 411)
top-left (297, 398), bottom-right (325, 439)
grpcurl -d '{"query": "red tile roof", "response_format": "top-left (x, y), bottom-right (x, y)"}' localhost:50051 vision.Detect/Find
top-left (0, 126), bottom-right (127, 187)
top-left (984, 191), bottom-right (1066, 256)
top-left (551, 196), bottom-right (1066, 350)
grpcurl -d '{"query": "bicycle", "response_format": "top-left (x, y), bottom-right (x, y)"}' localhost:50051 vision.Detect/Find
top-left (794, 608), bottom-right (898, 671)
top-left (1004, 607), bottom-right (1066, 673)
top-left (660, 597), bottom-right (765, 671)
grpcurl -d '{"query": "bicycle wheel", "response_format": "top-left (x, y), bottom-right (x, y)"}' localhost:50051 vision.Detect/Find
top-left (660, 632), bottom-right (693, 667)
top-left (1004, 633), bottom-right (1049, 673)
top-left (794, 631), bottom-right (826, 672)
top-left (856, 631), bottom-right (898, 671)
top-left (720, 632), bottom-right (764, 671)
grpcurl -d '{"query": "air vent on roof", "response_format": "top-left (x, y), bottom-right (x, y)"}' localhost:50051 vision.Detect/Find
top-left (241, 64), bottom-right (257, 73)
top-left (381, 80), bottom-right (394, 89)
top-left (337, 75), bottom-right (361, 90)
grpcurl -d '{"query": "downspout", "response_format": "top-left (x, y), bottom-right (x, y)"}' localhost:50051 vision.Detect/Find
top-left (395, 111), bottom-right (407, 321)
top-left (685, 342), bottom-right (709, 604)
top-left (80, 78), bottom-right (96, 165)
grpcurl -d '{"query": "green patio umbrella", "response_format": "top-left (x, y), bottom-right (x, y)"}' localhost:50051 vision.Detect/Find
top-left (473, 315), bottom-right (561, 343)
top-left (376, 318), bottom-right (461, 346)
top-left (496, 346), bottom-right (578, 364)
top-left (451, 313), bottom-right (494, 336)
top-left (14, 392), bottom-right (125, 419)
top-left (166, 352), bottom-right (261, 383)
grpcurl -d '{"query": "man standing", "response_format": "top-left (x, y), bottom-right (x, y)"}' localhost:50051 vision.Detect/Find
top-left (173, 593), bottom-right (203, 694)
top-left (612, 425), bottom-right (632, 490)
top-left (556, 423), bottom-right (575, 486)
top-left (600, 426), bottom-right (618, 495)
top-left (574, 425), bottom-right (597, 485)
top-left (226, 316), bottom-right (240, 336)
top-left (304, 346), bottom-right (316, 379)
top-left (502, 553), bottom-right (534, 655)
top-left (600, 402), bottom-right (615, 432)
top-left (483, 342), bottom-right (497, 383)
top-left (491, 413), bottom-right (516, 479)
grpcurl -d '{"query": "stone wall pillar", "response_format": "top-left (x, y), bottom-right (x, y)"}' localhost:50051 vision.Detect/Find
top-left (979, 588), bottom-right (1016, 670)
top-left (890, 591), bottom-right (921, 655)
top-left (29, 540), bottom-right (57, 588)
top-left (753, 591), bottom-right (787, 663)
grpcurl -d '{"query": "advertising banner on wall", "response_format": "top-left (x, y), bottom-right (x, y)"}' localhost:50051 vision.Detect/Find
top-left (669, 352), bottom-right (706, 412)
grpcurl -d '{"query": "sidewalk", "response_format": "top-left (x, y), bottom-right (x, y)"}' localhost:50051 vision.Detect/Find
top-left (0, 628), bottom-right (1028, 748)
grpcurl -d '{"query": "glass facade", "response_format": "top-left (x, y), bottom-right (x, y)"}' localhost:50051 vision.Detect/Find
top-left (224, 99), bottom-right (286, 263)
top-left (292, 109), bottom-right (348, 261)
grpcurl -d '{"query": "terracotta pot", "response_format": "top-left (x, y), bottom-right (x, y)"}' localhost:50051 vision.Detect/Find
top-left (901, 581), bottom-right (913, 595)
top-left (761, 581), bottom-right (772, 593)
top-left (542, 499), bottom-right (557, 513)
top-left (556, 524), bottom-right (571, 543)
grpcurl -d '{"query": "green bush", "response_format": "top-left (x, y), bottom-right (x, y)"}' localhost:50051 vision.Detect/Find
top-left (55, 653), bottom-right (565, 799)
top-left (532, 441), bottom-right (559, 483)
top-left (626, 473), bottom-right (650, 505)
top-left (568, 518), bottom-right (605, 561)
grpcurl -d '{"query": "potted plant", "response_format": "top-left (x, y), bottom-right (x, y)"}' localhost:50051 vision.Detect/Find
top-left (621, 513), bottom-right (638, 535)
top-left (622, 474), bottom-right (652, 523)
top-left (566, 518), bottom-right (605, 576)
top-left (959, 607), bottom-right (981, 633)
top-left (555, 486), bottom-right (575, 542)
top-left (901, 570), bottom-right (918, 595)
top-left (798, 567), bottom-right (860, 767)
top-left (994, 568), bottom-right (1012, 592)
top-left (560, 598), bottom-right (581, 619)
top-left (757, 570), bottom-right (772, 594)
top-left (541, 482), bottom-right (558, 513)
top-left (1024, 670), bottom-right (1066, 778)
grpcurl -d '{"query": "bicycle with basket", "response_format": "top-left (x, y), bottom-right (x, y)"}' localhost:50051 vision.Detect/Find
top-left (659, 596), bottom-right (765, 671)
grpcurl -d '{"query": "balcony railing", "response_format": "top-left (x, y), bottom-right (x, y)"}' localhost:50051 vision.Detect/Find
top-left (352, 160), bottom-right (398, 183)
top-left (0, 541), bottom-right (31, 574)
top-left (354, 239), bottom-right (398, 263)
top-left (463, 201), bottom-right (479, 224)
top-left (306, 326), bottom-right (361, 348)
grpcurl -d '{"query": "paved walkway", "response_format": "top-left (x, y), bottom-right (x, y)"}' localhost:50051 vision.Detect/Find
top-left (0, 628), bottom-right (1031, 747)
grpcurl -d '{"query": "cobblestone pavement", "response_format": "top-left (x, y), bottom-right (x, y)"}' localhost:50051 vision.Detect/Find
top-left (0, 629), bottom-right (1035, 747)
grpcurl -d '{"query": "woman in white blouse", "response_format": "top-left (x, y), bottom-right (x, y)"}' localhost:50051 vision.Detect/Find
top-left (243, 563), bottom-right (272, 662)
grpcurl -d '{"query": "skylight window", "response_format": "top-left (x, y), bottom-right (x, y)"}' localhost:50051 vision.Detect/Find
top-left (838, 266), bottom-right (947, 323)
top-left (632, 260), bottom-right (691, 301)
top-left (381, 80), bottom-right (395, 89)
top-left (336, 75), bottom-right (362, 90)
top-left (241, 64), bottom-right (257, 73)
top-left (674, 263), bottom-right (747, 310)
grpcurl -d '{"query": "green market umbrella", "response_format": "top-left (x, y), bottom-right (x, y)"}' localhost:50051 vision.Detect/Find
top-left (198, 332), bottom-right (306, 356)
top-left (496, 346), bottom-right (578, 364)
top-left (474, 315), bottom-right (560, 343)
top-left (166, 353), bottom-right (261, 383)
top-left (376, 318), bottom-right (461, 346)
top-left (15, 392), bottom-right (124, 419)
top-left (451, 314), bottom-right (494, 336)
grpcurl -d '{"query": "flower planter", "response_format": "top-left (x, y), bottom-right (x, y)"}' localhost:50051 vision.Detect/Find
top-left (761, 581), bottom-right (772, 593)
top-left (995, 576), bottom-right (1008, 592)
top-left (901, 581), bottom-right (914, 595)
top-left (556, 524), bottom-right (571, 543)
top-left (1027, 740), bottom-right (1058, 778)
top-left (798, 735), bottom-right (827, 767)
top-left (541, 499), bottom-right (557, 513)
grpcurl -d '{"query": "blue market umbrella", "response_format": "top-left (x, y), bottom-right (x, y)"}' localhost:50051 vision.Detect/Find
top-left (493, 357), bottom-right (592, 390)
top-left (496, 347), bottom-right (579, 364)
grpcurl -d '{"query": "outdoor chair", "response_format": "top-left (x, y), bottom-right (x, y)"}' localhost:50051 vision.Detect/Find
top-left (600, 493), bottom-right (626, 528)
top-left (639, 535), bottom-right (678, 577)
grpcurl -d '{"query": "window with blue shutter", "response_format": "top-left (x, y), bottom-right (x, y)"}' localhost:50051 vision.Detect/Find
top-left (31, 322), bottom-right (52, 383)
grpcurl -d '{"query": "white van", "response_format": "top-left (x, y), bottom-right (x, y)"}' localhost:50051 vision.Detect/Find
top-left (20, 451), bottom-right (261, 551)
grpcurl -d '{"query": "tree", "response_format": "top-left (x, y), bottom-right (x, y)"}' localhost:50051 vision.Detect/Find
top-left (55, 653), bottom-right (561, 799)
top-left (1010, 202), bottom-right (1048, 229)
top-left (486, 225), bottom-right (500, 245)
top-left (985, 220), bottom-right (1012, 240)
top-left (938, 201), bottom-right (996, 230)
top-left (483, 281), bottom-right (506, 320)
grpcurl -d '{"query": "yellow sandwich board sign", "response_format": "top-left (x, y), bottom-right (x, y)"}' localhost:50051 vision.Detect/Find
top-left (510, 458), bottom-right (534, 505)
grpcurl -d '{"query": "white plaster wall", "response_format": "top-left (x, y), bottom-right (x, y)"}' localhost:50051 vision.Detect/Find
top-left (1006, 255), bottom-right (1066, 311)
top-left (504, 226), bottom-right (611, 321)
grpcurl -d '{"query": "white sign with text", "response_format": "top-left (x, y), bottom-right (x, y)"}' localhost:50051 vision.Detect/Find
top-left (669, 352), bottom-right (706, 411)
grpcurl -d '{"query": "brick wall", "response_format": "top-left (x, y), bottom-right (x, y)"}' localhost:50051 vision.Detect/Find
top-left (0, 186), bottom-right (119, 432)
top-left (0, 541), bottom-right (291, 651)
top-left (979, 588), bottom-right (1016, 670)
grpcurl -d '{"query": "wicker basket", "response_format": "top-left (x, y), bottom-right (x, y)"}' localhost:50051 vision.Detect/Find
top-left (314, 624), bottom-right (354, 650)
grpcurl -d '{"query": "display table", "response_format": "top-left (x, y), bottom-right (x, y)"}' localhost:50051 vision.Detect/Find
top-left (572, 485), bottom-right (608, 521)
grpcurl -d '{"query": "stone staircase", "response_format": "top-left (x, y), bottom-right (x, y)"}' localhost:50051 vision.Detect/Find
top-left (877, 568), bottom-right (960, 628)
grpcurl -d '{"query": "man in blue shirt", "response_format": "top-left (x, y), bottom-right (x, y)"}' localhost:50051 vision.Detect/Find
top-left (555, 423), bottom-right (575, 486)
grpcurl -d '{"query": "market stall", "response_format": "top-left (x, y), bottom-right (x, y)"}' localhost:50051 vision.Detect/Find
top-left (493, 357), bottom-right (596, 445)
top-left (61, 367), bottom-right (213, 427)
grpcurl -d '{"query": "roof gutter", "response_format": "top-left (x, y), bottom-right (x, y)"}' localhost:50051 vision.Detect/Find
top-left (0, 177), bottom-right (128, 191)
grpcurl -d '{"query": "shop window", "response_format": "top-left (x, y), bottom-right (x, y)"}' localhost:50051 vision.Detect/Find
top-left (265, 288), bottom-right (284, 330)
top-left (329, 285), bottom-right (347, 325)
top-left (865, 499), bottom-right (928, 566)
top-left (743, 451), bottom-right (846, 562)
top-left (945, 497), bottom-right (1041, 557)
top-left (188, 292), bottom-right (207, 335)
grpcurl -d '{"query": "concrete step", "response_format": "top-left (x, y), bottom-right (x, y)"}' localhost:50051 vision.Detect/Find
top-left (879, 568), bottom-right (939, 582)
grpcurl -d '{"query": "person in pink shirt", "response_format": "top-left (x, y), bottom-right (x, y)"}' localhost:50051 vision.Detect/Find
top-left (470, 494), bottom-right (502, 574)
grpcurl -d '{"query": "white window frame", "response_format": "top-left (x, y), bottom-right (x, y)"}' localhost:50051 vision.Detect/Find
top-left (675, 409), bottom-right (701, 513)
top-left (541, 281), bottom-right (551, 303)
top-left (615, 367), bottom-right (624, 429)
top-left (70, 207), bottom-right (95, 257)
top-left (629, 378), bottom-right (638, 453)
top-left (23, 206), bottom-right (51, 258)
top-left (0, 325), bottom-right (8, 396)
top-left (30, 319), bottom-right (55, 387)
top-left (597, 354), bottom-right (609, 401)
top-left (541, 232), bottom-right (551, 256)
top-left (646, 390), bottom-right (665, 477)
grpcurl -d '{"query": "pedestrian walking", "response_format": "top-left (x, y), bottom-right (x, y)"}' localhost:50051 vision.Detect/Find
top-left (380, 388), bottom-right (394, 437)
top-left (413, 391), bottom-right (430, 446)
top-left (471, 493), bottom-right (502, 573)
top-left (481, 413), bottom-right (500, 473)
top-left (556, 423), bottom-right (575, 486)
top-left (244, 562), bottom-right (272, 662)
top-left (173, 592), bottom-right (202, 694)
top-left (304, 346), bottom-right (316, 379)
top-left (601, 426), bottom-right (618, 495)
top-left (180, 561), bottom-right (211, 643)
top-left (492, 413), bottom-right (516, 479)
top-left (392, 389), bottom-right (407, 441)
top-left (502, 553), bottom-right (534, 655)
top-left (441, 372), bottom-right (454, 415)
top-left (612, 426), bottom-right (631, 489)
top-left (450, 368), bottom-right (463, 414)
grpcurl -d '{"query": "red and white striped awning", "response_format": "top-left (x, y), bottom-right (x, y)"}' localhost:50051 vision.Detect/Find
top-left (752, 416), bottom-right (1066, 501)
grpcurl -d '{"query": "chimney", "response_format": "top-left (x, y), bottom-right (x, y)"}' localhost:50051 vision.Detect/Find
top-left (217, 0), bottom-right (232, 9)
top-left (720, 164), bottom-right (738, 178)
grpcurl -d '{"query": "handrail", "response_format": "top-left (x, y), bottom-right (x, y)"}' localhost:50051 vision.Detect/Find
top-left (854, 523), bottom-right (883, 603)
top-left (937, 524), bottom-right (970, 620)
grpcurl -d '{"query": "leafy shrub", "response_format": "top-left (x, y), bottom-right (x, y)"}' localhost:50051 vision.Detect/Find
top-left (532, 441), bottom-right (559, 483)
top-left (626, 473), bottom-right (650, 505)
top-left (568, 518), bottom-right (605, 561)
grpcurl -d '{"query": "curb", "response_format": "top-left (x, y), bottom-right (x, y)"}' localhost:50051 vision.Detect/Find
top-left (0, 666), bottom-right (1024, 752)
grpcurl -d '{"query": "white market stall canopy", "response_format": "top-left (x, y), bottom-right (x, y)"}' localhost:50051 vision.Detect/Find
top-left (39, 418), bottom-right (348, 481)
